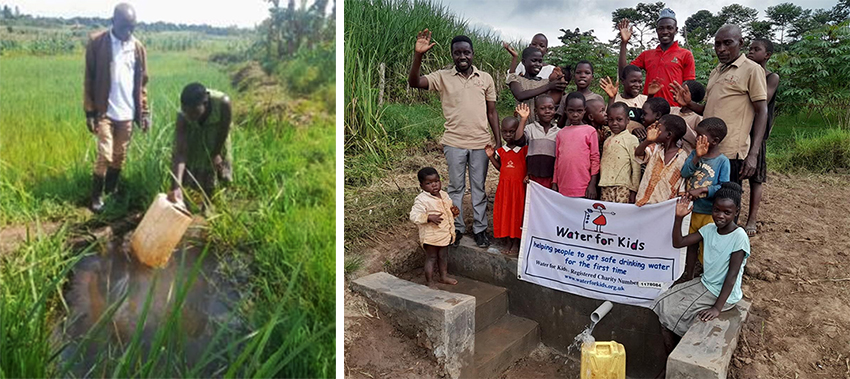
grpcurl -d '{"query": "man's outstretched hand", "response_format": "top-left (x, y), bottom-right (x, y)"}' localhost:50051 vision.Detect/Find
top-left (415, 29), bottom-right (436, 54)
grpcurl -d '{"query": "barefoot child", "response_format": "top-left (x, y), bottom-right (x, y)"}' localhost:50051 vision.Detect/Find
top-left (680, 117), bottom-right (730, 278)
top-left (652, 183), bottom-right (749, 377)
top-left (744, 38), bottom-right (780, 236)
top-left (524, 95), bottom-right (560, 188)
top-left (558, 61), bottom-right (604, 128)
top-left (485, 104), bottom-right (531, 256)
top-left (553, 92), bottom-right (600, 199)
top-left (634, 114), bottom-right (688, 206)
top-left (410, 167), bottom-right (461, 287)
top-left (507, 47), bottom-right (567, 119)
top-left (598, 102), bottom-right (641, 203)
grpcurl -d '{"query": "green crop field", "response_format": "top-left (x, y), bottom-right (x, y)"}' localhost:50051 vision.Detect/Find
top-left (0, 47), bottom-right (335, 377)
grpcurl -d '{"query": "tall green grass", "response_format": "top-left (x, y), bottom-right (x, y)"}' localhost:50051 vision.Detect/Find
top-left (0, 52), bottom-right (230, 225)
top-left (0, 51), bottom-right (335, 377)
top-left (344, 0), bottom-right (513, 155)
top-left (769, 128), bottom-right (850, 173)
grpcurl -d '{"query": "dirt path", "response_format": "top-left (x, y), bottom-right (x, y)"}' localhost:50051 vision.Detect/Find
top-left (345, 147), bottom-right (850, 378)
top-left (0, 222), bottom-right (61, 255)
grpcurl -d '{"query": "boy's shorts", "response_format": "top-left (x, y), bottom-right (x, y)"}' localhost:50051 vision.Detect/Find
top-left (689, 213), bottom-right (714, 264)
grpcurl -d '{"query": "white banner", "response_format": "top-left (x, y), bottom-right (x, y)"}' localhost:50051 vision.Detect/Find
top-left (518, 181), bottom-right (687, 308)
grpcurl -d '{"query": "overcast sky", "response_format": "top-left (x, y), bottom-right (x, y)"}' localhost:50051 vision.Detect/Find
top-left (448, 0), bottom-right (839, 46)
top-left (7, 0), bottom-right (271, 28)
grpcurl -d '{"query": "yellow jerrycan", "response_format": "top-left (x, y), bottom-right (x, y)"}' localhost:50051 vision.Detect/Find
top-left (130, 193), bottom-right (193, 268)
top-left (581, 341), bottom-right (626, 379)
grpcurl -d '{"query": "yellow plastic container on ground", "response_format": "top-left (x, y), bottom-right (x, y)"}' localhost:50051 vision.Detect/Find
top-left (130, 193), bottom-right (192, 268)
top-left (581, 341), bottom-right (626, 379)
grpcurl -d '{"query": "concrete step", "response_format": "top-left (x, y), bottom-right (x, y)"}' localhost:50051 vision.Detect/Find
top-left (408, 274), bottom-right (509, 333)
top-left (474, 313), bottom-right (540, 379)
top-left (434, 276), bottom-right (508, 333)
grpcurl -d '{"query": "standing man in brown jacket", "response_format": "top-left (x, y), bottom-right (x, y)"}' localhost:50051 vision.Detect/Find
top-left (84, 3), bottom-right (150, 212)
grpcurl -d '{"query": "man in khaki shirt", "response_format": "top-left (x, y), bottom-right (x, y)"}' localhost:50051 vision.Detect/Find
top-left (409, 29), bottom-right (500, 248)
top-left (671, 24), bottom-right (767, 184)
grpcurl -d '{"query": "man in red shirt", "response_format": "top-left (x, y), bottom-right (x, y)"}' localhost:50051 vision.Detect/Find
top-left (618, 8), bottom-right (695, 107)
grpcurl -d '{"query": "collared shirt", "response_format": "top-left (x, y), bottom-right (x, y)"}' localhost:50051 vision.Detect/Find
top-left (410, 190), bottom-right (456, 247)
top-left (704, 54), bottom-right (767, 160)
top-left (107, 30), bottom-right (137, 121)
top-left (631, 41), bottom-right (696, 107)
top-left (599, 130), bottom-right (641, 191)
top-left (425, 65), bottom-right (497, 150)
top-left (524, 121), bottom-right (560, 178)
top-left (635, 144), bottom-right (687, 206)
top-left (496, 145), bottom-right (523, 155)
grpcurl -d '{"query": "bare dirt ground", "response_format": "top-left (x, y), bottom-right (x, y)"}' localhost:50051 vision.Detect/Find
top-left (345, 144), bottom-right (850, 378)
top-left (0, 221), bottom-right (61, 255)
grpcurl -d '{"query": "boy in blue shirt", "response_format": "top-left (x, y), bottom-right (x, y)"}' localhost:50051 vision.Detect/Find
top-left (679, 117), bottom-right (730, 281)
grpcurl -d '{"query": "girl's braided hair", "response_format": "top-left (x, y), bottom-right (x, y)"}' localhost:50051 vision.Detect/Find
top-left (715, 182), bottom-right (743, 209)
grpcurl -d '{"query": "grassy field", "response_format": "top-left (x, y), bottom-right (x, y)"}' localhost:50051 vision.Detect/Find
top-left (0, 49), bottom-right (335, 377)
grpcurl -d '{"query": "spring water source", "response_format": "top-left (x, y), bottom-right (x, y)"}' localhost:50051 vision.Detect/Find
top-left (57, 232), bottom-right (246, 376)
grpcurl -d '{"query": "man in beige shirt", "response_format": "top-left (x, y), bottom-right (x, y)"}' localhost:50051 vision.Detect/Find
top-left (409, 29), bottom-right (500, 248)
top-left (671, 24), bottom-right (767, 184)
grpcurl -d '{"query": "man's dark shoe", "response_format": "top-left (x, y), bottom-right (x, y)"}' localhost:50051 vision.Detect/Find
top-left (104, 168), bottom-right (121, 194)
top-left (90, 174), bottom-right (105, 213)
top-left (452, 230), bottom-right (463, 246)
top-left (474, 232), bottom-right (490, 248)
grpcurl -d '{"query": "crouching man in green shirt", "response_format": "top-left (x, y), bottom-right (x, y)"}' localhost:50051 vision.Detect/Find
top-left (168, 82), bottom-right (233, 204)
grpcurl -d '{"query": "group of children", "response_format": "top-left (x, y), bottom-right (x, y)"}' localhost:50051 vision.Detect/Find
top-left (409, 27), bottom-right (778, 373)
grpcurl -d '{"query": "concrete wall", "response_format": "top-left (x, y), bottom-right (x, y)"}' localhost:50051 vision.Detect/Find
top-left (448, 239), bottom-right (666, 378)
top-left (351, 272), bottom-right (476, 379)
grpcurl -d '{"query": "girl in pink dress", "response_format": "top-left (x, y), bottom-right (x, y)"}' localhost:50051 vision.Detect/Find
top-left (552, 92), bottom-right (600, 199)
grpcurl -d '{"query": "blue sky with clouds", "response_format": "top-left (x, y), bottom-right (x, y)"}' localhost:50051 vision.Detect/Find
top-left (444, 0), bottom-right (839, 46)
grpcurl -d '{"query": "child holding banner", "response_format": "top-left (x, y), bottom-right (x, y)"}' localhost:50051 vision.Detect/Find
top-left (652, 183), bottom-right (749, 377)
top-left (410, 167), bottom-right (461, 288)
top-left (485, 104), bottom-right (530, 256)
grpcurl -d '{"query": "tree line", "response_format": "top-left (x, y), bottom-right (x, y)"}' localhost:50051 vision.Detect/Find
top-left (0, 4), bottom-right (250, 36)
top-left (546, 1), bottom-right (850, 127)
